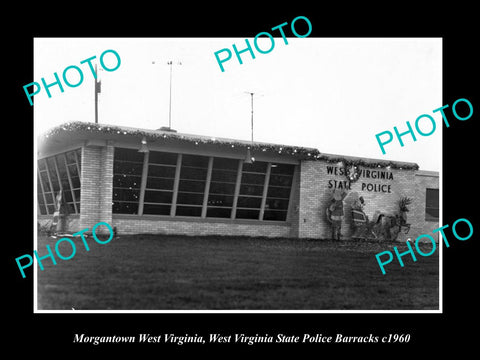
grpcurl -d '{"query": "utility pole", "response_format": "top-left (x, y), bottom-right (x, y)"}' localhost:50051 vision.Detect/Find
top-left (94, 64), bottom-right (101, 124)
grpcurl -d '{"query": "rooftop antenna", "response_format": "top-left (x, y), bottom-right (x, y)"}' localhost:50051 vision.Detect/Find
top-left (246, 92), bottom-right (254, 143)
top-left (243, 91), bottom-right (263, 163)
top-left (152, 60), bottom-right (182, 130)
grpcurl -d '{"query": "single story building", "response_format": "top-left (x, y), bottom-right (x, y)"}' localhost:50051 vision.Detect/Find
top-left (36, 121), bottom-right (439, 241)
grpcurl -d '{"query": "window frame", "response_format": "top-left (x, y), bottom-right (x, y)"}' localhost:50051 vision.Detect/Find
top-left (112, 148), bottom-right (144, 215)
top-left (112, 147), bottom-right (296, 222)
top-left (37, 149), bottom-right (82, 216)
top-left (425, 188), bottom-right (439, 221)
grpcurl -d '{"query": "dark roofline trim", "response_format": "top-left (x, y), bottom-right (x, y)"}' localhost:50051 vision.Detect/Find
top-left (40, 121), bottom-right (419, 170)
top-left (316, 154), bottom-right (419, 171)
top-left (41, 121), bottom-right (320, 160)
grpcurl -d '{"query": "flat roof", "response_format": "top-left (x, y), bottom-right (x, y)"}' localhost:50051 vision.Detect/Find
top-left (317, 152), bottom-right (419, 171)
top-left (38, 121), bottom-right (420, 170)
top-left (39, 121), bottom-right (319, 160)
top-left (415, 169), bottom-right (439, 177)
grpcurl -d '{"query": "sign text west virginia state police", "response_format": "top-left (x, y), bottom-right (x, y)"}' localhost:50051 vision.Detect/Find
top-left (326, 166), bottom-right (394, 193)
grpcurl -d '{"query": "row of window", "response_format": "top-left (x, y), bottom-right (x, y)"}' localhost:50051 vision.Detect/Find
top-left (37, 149), bottom-right (82, 215)
top-left (112, 148), bottom-right (296, 221)
top-left (36, 147), bottom-right (439, 223)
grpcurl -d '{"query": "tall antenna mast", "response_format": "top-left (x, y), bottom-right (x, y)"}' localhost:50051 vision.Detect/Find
top-left (243, 91), bottom-right (262, 163)
top-left (153, 60), bottom-right (182, 130)
top-left (245, 91), bottom-right (255, 143)
top-left (249, 92), bottom-right (254, 143)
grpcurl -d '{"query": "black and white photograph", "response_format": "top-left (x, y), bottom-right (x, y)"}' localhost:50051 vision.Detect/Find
top-left (33, 37), bottom-right (442, 312)
top-left (7, 6), bottom-right (479, 355)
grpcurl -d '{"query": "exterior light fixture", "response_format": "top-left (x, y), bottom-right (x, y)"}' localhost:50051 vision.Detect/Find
top-left (245, 148), bottom-right (254, 164)
top-left (138, 136), bottom-right (149, 153)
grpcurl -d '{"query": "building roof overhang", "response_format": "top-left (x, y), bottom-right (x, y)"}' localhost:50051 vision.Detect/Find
top-left (37, 121), bottom-right (420, 170)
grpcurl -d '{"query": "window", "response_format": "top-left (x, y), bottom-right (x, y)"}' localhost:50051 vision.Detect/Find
top-left (66, 151), bottom-right (82, 213)
top-left (175, 154), bottom-right (209, 217)
top-left (207, 157), bottom-right (239, 218)
top-left (142, 150), bottom-right (178, 215)
top-left (37, 149), bottom-right (81, 215)
top-left (263, 163), bottom-right (294, 221)
top-left (425, 188), bottom-right (439, 221)
top-left (112, 148), bottom-right (144, 214)
top-left (55, 153), bottom-right (79, 214)
top-left (111, 146), bottom-right (296, 222)
top-left (236, 161), bottom-right (267, 220)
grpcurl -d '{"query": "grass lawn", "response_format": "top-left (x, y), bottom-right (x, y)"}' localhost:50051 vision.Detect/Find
top-left (36, 234), bottom-right (439, 310)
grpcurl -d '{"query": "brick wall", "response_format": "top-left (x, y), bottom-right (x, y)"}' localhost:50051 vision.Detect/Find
top-left (298, 160), bottom-right (324, 239)
top-left (99, 142), bottom-right (114, 228)
top-left (411, 171), bottom-right (440, 242)
top-left (71, 143), bottom-right (295, 238)
top-left (79, 144), bottom-right (114, 234)
top-left (112, 217), bottom-right (291, 238)
top-left (298, 159), bottom-right (423, 240)
top-left (287, 165), bottom-right (301, 238)
top-left (38, 216), bottom-right (80, 234)
top-left (54, 143), bottom-right (438, 241)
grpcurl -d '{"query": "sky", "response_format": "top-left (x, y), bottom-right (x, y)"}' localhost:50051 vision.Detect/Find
top-left (34, 37), bottom-right (442, 171)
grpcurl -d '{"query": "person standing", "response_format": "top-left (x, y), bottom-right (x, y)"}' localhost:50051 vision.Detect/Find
top-left (329, 189), bottom-right (348, 241)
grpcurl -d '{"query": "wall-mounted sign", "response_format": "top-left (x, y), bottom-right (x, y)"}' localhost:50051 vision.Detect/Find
top-left (326, 166), bottom-right (394, 193)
